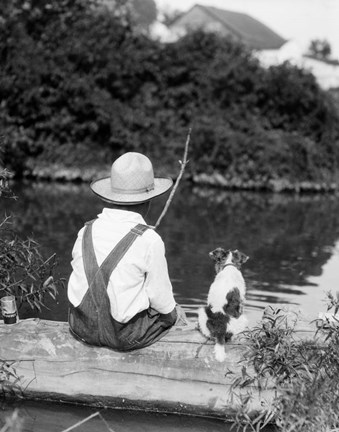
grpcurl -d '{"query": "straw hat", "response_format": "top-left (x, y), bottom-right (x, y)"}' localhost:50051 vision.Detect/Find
top-left (90, 152), bottom-right (173, 205)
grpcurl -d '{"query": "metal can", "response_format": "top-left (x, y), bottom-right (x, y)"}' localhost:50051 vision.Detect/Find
top-left (1, 295), bottom-right (18, 324)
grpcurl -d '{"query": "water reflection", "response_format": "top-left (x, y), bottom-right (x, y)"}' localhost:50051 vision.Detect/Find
top-left (2, 181), bottom-right (339, 324)
top-left (0, 400), bottom-right (237, 432)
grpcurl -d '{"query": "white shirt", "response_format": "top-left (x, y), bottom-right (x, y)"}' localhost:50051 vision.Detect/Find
top-left (67, 209), bottom-right (176, 323)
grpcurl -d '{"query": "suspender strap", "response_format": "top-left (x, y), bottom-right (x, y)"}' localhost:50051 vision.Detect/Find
top-left (82, 221), bottom-right (149, 291)
top-left (99, 224), bottom-right (149, 288)
top-left (82, 221), bottom-right (98, 287)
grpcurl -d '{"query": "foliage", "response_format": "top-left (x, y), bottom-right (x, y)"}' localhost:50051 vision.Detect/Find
top-left (0, 362), bottom-right (22, 399)
top-left (1, 143), bottom-right (62, 314)
top-left (229, 300), bottom-right (339, 432)
top-left (308, 39), bottom-right (332, 60)
top-left (0, 217), bottom-right (60, 311)
top-left (160, 7), bottom-right (182, 27)
top-left (129, 0), bottom-right (157, 29)
top-left (1, 137), bottom-right (15, 198)
top-left (0, 168), bottom-right (14, 198)
top-left (1, 131), bottom-right (63, 404)
top-left (1, 0), bottom-right (339, 187)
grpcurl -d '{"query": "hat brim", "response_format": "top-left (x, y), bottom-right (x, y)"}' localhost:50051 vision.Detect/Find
top-left (90, 176), bottom-right (173, 205)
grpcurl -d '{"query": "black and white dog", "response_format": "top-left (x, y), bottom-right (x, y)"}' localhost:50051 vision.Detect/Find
top-left (198, 248), bottom-right (249, 362)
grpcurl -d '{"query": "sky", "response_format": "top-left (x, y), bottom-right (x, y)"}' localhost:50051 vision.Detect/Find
top-left (155, 0), bottom-right (339, 58)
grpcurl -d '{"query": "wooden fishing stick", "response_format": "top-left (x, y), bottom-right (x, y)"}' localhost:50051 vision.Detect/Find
top-left (154, 128), bottom-right (191, 230)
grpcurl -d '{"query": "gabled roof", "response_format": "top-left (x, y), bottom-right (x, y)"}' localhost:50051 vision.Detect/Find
top-left (172, 4), bottom-right (286, 50)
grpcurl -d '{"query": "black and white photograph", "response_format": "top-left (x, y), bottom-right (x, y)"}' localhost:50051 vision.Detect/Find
top-left (1, 0), bottom-right (339, 431)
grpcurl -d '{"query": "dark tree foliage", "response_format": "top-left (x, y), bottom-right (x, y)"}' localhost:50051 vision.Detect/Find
top-left (1, 0), bottom-right (339, 186)
top-left (308, 38), bottom-right (332, 60)
top-left (130, 0), bottom-right (157, 28)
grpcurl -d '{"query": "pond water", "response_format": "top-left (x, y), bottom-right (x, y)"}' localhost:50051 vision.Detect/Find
top-left (1, 180), bottom-right (339, 431)
top-left (0, 401), bottom-right (240, 432)
top-left (2, 180), bottom-right (339, 325)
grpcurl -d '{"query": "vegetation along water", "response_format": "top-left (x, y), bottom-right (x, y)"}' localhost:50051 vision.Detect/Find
top-left (1, 0), bottom-right (339, 192)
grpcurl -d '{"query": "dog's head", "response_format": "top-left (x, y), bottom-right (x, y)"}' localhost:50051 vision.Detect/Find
top-left (209, 247), bottom-right (249, 273)
top-left (231, 249), bottom-right (249, 269)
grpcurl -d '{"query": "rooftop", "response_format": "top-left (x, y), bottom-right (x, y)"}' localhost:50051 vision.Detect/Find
top-left (171, 4), bottom-right (287, 50)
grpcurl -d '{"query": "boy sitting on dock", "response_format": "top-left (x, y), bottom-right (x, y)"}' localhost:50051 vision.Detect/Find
top-left (67, 152), bottom-right (187, 351)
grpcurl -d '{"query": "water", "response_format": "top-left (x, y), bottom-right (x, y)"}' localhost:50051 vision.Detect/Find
top-left (1, 180), bottom-right (339, 431)
top-left (0, 401), bottom-right (237, 432)
top-left (2, 180), bottom-right (339, 324)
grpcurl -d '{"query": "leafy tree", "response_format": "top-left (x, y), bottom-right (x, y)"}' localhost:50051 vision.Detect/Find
top-left (308, 38), bottom-right (332, 60)
top-left (159, 6), bottom-right (182, 27)
top-left (1, 2), bottom-right (339, 190)
top-left (130, 0), bottom-right (157, 29)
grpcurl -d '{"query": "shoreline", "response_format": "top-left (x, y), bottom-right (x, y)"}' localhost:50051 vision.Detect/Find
top-left (20, 163), bottom-right (338, 194)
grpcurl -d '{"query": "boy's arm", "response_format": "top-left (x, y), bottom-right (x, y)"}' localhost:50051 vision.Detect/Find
top-left (144, 236), bottom-right (176, 315)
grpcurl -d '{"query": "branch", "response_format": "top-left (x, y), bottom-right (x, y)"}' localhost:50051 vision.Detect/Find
top-left (60, 412), bottom-right (100, 432)
top-left (60, 411), bottom-right (117, 432)
top-left (154, 128), bottom-right (191, 230)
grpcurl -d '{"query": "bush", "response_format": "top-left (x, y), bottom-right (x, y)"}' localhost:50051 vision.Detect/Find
top-left (0, 141), bottom-right (62, 313)
top-left (230, 301), bottom-right (339, 432)
top-left (1, 1), bottom-right (339, 187)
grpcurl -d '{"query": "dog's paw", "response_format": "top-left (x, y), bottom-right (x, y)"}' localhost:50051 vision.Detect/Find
top-left (214, 344), bottom-right (226, 362)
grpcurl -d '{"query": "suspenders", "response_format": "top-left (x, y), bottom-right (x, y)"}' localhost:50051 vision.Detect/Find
top-left (69, 220), bottom-right (175, 350)
top-left (82, 221), bottom-right (149, 298)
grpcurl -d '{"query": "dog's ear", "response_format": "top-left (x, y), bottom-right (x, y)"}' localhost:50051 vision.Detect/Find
top-left (209, 247), bottom-right (228, 262)
top-left (232, 250), bottom-right (249, 267)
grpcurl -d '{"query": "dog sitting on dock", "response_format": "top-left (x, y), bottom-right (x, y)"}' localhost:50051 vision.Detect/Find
top-left (198, 248), bottom-right (249, 362)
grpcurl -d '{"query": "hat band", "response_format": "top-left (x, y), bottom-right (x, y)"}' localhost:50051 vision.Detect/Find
top-left (110, 183), bottom-right (155, 195)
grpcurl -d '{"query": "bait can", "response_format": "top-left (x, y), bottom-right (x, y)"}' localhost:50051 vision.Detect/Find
top-left (1, 295), bottom-right (18, 324)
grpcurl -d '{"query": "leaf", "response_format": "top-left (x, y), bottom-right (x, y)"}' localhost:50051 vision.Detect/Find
top-left (43, 275), bottom-right (54, 288)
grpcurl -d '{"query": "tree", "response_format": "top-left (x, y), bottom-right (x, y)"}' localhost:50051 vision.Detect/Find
top-left (308, 38), bottom-right (332, 60)
top-left (160, 7), bottom-right (182, 27)
top-left (130, 0), bottom-right (157, 29)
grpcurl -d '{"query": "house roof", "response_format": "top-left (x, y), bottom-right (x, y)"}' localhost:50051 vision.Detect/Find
top-left (172, 4), bottom-right (286, 50)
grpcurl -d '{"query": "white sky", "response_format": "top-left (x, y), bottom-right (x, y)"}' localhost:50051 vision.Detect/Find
top-left (155, 0), bottom-right (339, 58)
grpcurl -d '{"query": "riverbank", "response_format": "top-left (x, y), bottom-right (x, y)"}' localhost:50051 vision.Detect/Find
top-left (22, 161), bottom-right (338, 194)
top-left (2, 3), bottom-right (339, 197)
